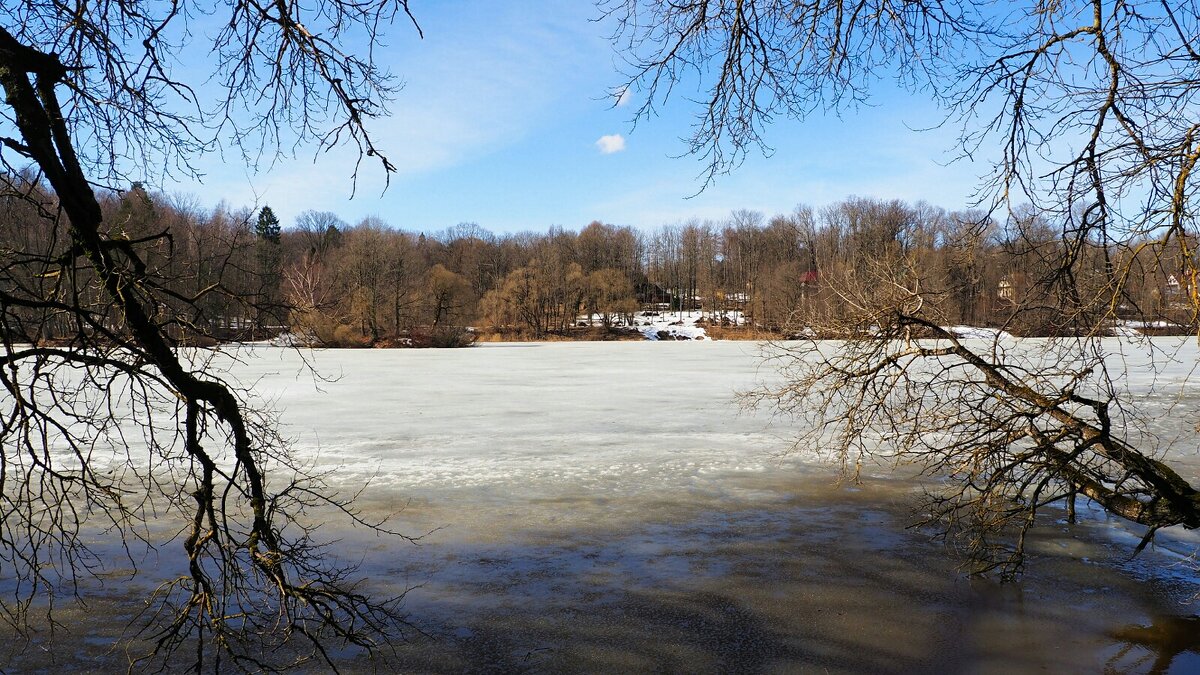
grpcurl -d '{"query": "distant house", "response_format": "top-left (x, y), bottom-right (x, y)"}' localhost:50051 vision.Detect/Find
top-left (798, 269), bottom-right (819, 286)
top-left (998, 278), bottom-right (1015, 302)
top-left (1166, 274), bottom-right (1183, 298)
top-left (635, 281), bottom-right (672, 307)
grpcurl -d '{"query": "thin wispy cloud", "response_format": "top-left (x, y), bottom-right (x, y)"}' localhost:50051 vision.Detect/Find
top-left (596, 134), bottom-right (626, 154)
top-left (185, 2), bottom-right (609, 225)
top-left (172, 4), bottom-right (979, 234)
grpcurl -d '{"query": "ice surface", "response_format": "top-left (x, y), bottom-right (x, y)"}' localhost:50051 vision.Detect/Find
top-left (178, 337), bottom-right (1200, 493)
top-left (14, 336), bottom-right (1200, 521)
top-left (9, 338), bottom-right (1200, 671)
top-left (208, 338), bottom-right (1200, 561)
top-left (216, 341), bottom-right (802, 499)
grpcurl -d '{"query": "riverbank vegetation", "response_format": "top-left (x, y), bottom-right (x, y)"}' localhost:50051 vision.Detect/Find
top-left (4, 181), bottom-right (1193, 348)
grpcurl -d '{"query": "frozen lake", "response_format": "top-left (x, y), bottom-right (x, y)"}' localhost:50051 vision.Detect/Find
top-left (247, 340), bottom-right (800, 500)
top-left (7, 339), bottom-right (1200, 672)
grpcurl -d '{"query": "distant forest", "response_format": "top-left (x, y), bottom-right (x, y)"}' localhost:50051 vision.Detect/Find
top-left (3, 178), bottom-right (1194, 347)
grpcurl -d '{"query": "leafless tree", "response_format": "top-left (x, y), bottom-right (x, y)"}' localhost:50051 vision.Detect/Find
top-left (604, 0), bottom-right (973, 187)
top-left (0, 0), bottom-right (421, 669)
top-left (294, 210), bottom-right (349, 261)
top-left (610, 0), bottom-right (1200, 573)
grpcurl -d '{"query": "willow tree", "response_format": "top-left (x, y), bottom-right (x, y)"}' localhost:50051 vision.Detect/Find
top-left (0, 1), bottom-right (420, 670)
top-left (607, 0), bottom-right (1200, 574)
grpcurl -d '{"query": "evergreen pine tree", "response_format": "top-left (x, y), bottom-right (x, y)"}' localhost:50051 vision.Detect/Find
top-left (255, 206), bottom-right (282, 244)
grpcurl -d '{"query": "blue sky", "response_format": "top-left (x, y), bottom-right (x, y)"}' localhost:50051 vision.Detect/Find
top-left (179, 2), bottom-right (986, 234)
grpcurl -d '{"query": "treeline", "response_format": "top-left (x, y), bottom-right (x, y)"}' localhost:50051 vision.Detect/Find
top-left (1, 178), bottom-right (1194, 347)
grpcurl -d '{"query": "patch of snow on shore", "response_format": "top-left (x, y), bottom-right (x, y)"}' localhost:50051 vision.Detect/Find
top-left (576, 309), bottom-right (746, 341)
top-left (943, 325), bottom-right (1016, 341)
top-left (269, 331), bottom-right (317, 347)
top-left (1115, 319), bottom-right (1187, 336)
top-left (635, 311), bottom-right (711, 340)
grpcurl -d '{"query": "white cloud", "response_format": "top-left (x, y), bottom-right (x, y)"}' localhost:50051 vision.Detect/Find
top-left (596, 134), bottom-right (626, 154)
top-left (615, 87), bottom-right (632, 107)
top-left (173, 3), bottom-right (614, 225)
